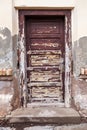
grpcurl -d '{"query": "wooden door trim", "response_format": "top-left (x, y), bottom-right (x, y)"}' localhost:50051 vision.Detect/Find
top-left (18, 10), bottom-right (72, 107)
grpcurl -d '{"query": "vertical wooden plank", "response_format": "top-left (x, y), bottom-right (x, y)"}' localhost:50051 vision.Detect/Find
top-left (19, 11), bottom-right (27, 107)
top-left (65, 11), bottom-right (71, 107)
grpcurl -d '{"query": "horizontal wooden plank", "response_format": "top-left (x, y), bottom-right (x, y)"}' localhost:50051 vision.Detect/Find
top-left (29, 34), bottom-right (60, 38)
top-left (28, 82), bottom-right (62, 87)
top-left (27, 66), bottom-right (63, 71)
top-left (27, 50), bottom-right (62, 55)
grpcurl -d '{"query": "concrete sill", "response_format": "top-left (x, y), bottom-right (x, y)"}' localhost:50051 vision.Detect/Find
top-left (7, 106), bottom-right (81, 125)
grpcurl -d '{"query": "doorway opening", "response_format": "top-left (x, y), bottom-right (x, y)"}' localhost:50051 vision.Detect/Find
top-left (25, 15), bottom-right (65, 104)
top-left (19, 10), bottom-right (71, 107)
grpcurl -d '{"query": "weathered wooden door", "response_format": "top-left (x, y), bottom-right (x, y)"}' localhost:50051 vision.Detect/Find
top-left (26, 16), bottom-right (65, 103)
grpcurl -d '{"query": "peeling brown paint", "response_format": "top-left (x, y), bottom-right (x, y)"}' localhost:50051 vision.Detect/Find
top-left (31, 86), bottom-right (63, 103)
top-left (30, 70), bottom-right (61, 82)
top-left (30, 21), bottom-right (60, 34)
top-left (31, 55), bottom-right (63, 66)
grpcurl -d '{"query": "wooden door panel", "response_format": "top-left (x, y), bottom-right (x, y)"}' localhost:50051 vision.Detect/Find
top-left (30, 70), bottom-right (61, 82)
top-left (30, 54), bottom-right (63, 66)
top-left (30, 21), bottom-right (60, 34)
top-left (32, 87), bottom-right (63, 99)
top-left (26, 16), bottom-right (65, 103)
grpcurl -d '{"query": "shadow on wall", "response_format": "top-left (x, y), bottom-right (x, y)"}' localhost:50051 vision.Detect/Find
top-left (73, 36), bottom-right (87, 77)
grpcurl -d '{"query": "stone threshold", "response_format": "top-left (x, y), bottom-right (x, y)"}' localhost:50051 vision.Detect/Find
top-left (6, 106), bottom-right (81, 125)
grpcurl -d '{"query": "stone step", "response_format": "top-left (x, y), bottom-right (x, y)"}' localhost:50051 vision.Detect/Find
top-left (7, 106), bottom-right (81, 125)
top-left (1, 124), bottom-right (87, 130)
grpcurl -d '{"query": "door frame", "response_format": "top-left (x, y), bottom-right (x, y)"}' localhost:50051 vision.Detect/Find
top-left (18, 10), bottom-right (72, 107)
